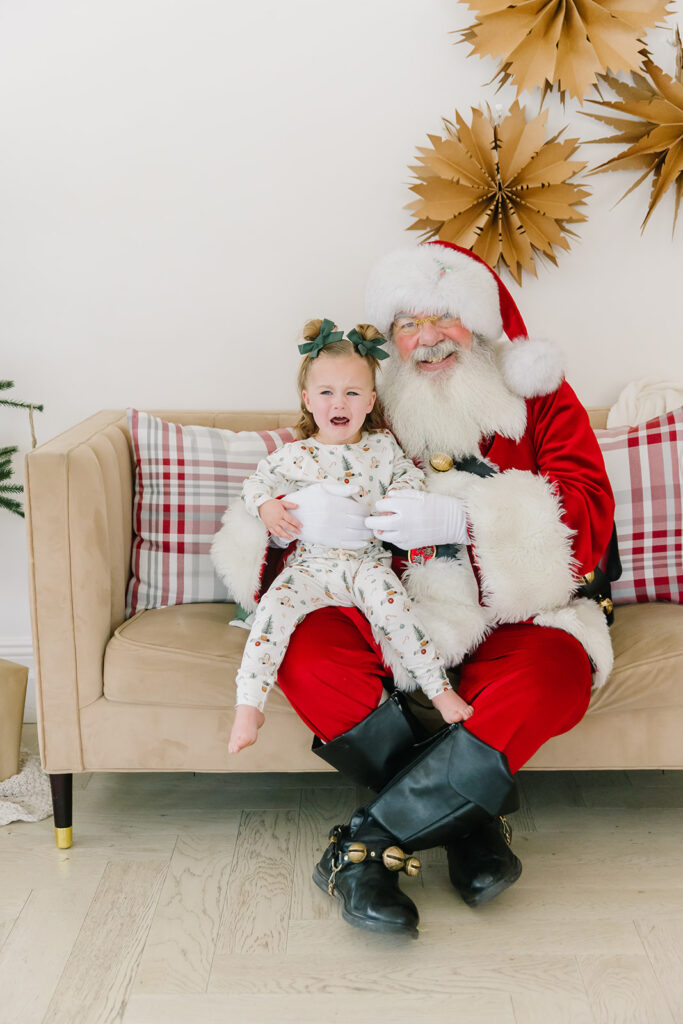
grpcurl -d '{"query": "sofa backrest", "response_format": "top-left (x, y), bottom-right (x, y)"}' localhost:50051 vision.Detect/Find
top-left (588, 408), bottom-right (608, 429)
top-left (117, 407), bottom-right (610, 435)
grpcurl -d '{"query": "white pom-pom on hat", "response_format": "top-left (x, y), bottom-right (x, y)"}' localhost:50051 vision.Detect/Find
top-left (497, 337), bottom-right (565, 398)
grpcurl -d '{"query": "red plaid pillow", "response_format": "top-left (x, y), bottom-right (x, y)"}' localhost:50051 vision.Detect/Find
top-left (126, 410), bottom-right (297, 617)
top-left (595, 407), bottom-right (683, 603)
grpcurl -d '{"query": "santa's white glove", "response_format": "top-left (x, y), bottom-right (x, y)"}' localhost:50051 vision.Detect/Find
top-left (364, 489), bottom-right (470, 549)
top-left (283, 482), bottom-right (372, 549)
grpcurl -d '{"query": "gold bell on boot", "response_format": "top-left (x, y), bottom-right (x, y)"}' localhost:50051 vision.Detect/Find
top-left (404, 856), bottom-right (421, 877)
top-left (346, 842), bottom-right (367, 864)
top-left (382, 845), bottom-right (406, 870)
top-left (381, 845), bottom-right (422, 876)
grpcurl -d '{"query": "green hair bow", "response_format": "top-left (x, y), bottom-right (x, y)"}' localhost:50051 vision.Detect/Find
top-left (298, 319), bottom-right (344, 357)
top-left (298, 319), bottom-right (390, 361)
top-left (346, 328), bottom-right (390, 360)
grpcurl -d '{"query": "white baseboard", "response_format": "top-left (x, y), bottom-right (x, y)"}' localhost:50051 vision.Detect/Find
top-left (0, 638), bottom-right (36, 722)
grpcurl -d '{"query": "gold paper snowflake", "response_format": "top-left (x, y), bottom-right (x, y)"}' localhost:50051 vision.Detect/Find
top-left (459, 0), bottom-right (671, 103)
top-left (407, 101), bottom-right (589, 284)
top-left (584, 31), bottom-right (683, 232)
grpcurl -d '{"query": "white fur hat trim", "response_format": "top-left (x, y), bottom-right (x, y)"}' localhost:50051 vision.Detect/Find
top-left (365, 245), bottom-right (503, 341)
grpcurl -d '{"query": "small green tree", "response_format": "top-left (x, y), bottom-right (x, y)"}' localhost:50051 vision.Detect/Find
top-left (1, 380), bottom-right (43, 518)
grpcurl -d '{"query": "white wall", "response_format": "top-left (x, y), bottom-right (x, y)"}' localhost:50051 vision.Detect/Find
top-left (2, 0), bottom-right (682, 718)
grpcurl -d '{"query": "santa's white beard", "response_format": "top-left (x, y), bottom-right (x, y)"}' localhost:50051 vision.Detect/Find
top-left (377, 338), bottom-right (527, 461)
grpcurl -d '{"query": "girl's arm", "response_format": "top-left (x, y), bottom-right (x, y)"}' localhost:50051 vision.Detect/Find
top-left (241, 451), bottom-right (293, 517)
top-left (384, 432), bottom-right (426, 494)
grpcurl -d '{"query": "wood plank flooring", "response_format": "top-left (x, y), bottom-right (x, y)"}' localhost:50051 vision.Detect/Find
top-left (1, 726), bottom-right (682, 1024)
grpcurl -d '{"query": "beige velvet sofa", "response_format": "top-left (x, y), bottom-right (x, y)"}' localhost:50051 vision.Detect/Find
top-left (25, 409), bottom-right (683, 847)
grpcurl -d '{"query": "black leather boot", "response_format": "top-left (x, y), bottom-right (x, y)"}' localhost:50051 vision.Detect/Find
top-left (314, 724), bottom-right (518, 936)
top-left (445, 816), bottom-right (522, 907)
top-left (313, 809), bottom-right (421, 937)
top-left (311, 690), bottom-right (426, 792)
top-left (369, 722), bottom-right (518, 850)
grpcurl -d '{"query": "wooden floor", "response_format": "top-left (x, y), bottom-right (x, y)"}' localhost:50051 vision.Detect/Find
top-left (1, 728), bottom-right (682, 1024)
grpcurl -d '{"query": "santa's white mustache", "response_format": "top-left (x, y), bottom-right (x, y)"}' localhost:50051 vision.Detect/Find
top-left (410, 340), bottom-right (459, 364)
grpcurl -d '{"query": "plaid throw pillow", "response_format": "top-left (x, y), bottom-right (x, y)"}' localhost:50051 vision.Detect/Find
top-left (595, 406), bottom-right (683, 604)
top-left (126, 410), bottom-right (297, 617)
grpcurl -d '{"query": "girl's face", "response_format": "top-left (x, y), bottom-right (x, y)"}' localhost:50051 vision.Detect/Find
top-left (302, 353), bottom-right (376, 444)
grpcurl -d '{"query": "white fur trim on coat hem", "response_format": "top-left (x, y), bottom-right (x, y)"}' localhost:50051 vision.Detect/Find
top-left (534, 598), bottom-right (614, 688)
top-left (210, 502), bottom-right (269, 612)
top-left (375, 557), bottom-right (492, 691)
top-left (464, 470), bottom-right (578, 621)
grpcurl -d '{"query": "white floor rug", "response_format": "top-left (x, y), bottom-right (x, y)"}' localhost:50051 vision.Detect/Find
top-left (0, 749), bottom-right (52, 826)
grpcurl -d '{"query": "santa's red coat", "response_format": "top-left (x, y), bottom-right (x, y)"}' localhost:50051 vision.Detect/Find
top-left (276, 380), bottom-right (615, 772)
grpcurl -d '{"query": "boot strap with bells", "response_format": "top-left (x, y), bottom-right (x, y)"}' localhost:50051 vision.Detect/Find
top-left (326, 825), bottom-right (421, 896)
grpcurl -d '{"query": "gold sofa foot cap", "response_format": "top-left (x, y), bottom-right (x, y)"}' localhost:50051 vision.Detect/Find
top-left (55, 826), bottom-right (72, 849)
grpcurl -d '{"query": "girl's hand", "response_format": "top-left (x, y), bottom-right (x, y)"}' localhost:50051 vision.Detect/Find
top-left (229, 705), bottom-right (266, 754)
top-left (431, 688), bottom-right (474, 724)
top-left (258, 498), bottom-right (302, 540)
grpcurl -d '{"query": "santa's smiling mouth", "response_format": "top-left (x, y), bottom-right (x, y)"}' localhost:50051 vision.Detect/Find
top-left (412, 341), bottom-right (459, 373)
top-left (417, 351), bottom-right (458, 372)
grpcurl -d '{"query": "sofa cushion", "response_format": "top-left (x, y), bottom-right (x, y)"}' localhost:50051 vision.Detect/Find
top-left (126, 410), bottom-right (297, 617)
top-left (103, 600), bottom-right (683, 718)
top-left (595, 406), bottom-right (683, 603)
top-left (105, 603), bottom-right (292, 714)
top-left (589, 601), bottom-right (683, 713)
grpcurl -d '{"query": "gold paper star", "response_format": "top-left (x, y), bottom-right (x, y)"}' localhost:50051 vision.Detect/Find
top-left (584, 30), bottom-right (683, 232)
top-left (407, 102), bottom-right (589, 284)
top-left (459, 0), bottom-right (671, 103)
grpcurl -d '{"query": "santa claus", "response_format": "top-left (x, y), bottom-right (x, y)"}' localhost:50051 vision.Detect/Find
top-left (213, 240), bottom-right (616, 938)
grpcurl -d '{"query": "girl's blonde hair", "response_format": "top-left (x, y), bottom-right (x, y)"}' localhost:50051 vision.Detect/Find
top-left (296, 319), bottom-right (386, 439)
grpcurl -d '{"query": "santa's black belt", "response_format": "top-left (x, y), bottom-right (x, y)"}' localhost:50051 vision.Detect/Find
top-left (407, 543), bottom-right (461, 565)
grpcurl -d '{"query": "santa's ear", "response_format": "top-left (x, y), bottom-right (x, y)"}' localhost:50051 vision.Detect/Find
top-left (496, 337), bottom-right (564, 398)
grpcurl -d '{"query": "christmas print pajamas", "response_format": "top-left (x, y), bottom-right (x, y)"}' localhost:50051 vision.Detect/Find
top-left (235, 431), bottom-right (451, 711)
top-left (235, 544), bottom-right (450, 710)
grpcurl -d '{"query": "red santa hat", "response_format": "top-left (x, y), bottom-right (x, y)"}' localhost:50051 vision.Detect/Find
top-left (365, 240), bottom-right (563, 398)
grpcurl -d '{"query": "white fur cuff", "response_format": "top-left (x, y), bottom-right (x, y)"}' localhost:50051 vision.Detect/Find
top-left (375, 556), bottom-right (491, 690)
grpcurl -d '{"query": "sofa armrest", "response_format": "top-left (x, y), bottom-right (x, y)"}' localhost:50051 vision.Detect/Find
top-left (25, 410), bottom-right (133, 771)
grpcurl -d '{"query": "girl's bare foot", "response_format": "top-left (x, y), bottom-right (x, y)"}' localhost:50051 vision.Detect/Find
top-left (431, 688), bottom-right (474, 724)
top-left (229, 705), bottom-right (266, 753)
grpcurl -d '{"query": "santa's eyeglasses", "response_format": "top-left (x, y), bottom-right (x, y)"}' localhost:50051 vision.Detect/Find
top-left (393, 314), bottom-right (461, 337)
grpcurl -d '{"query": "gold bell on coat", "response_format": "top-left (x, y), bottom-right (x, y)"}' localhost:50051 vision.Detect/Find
top-left (429, 452), bottom-right (454, 473)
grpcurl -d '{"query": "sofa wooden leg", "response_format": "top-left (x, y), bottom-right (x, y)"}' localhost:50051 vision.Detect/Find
top-left (49, 773), bottom-right (73, 848)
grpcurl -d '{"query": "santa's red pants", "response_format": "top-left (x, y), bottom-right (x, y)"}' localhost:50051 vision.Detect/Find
top-left (277, 608), bottom-right (593, 774)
